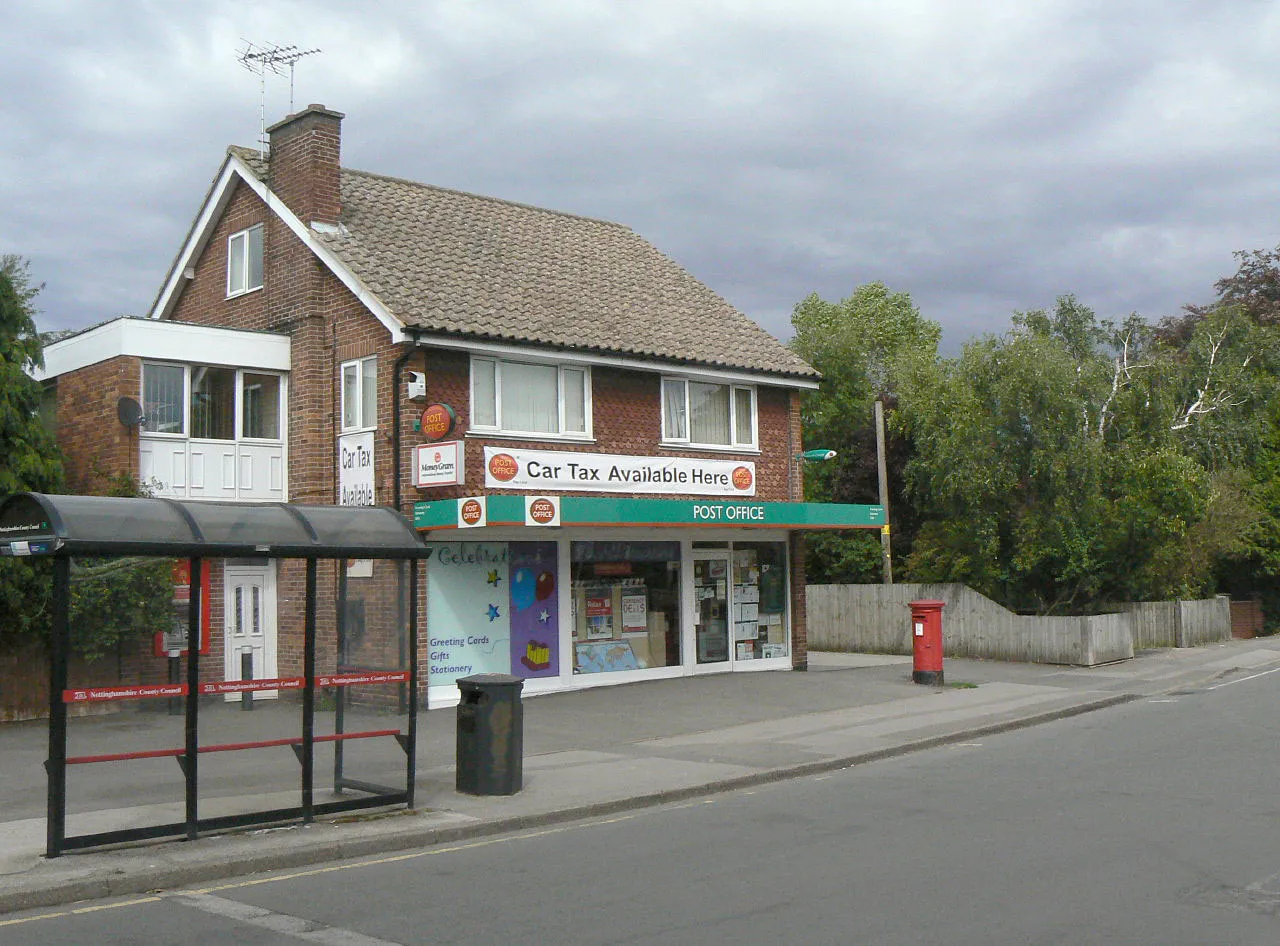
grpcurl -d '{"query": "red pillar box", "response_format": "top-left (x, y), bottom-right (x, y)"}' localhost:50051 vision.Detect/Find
top-left (909, 599), bottom-right (945, 686)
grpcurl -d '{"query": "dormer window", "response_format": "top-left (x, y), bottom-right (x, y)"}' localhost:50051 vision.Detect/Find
top-left (227, 224), bottom-right (264, 297)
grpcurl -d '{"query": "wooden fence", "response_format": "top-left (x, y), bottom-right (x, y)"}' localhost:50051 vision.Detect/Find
top-left (0, 643), bottom-right (123, 722)
top-left (806, 583), bottom-right (1231, 666)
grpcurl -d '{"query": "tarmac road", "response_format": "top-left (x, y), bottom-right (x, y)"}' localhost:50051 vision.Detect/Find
top-left (4, 657), bottom-right (1280, 944)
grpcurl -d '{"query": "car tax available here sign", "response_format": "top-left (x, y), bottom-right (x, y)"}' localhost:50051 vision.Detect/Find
top-left (483, 447), bottom-right (756, 497)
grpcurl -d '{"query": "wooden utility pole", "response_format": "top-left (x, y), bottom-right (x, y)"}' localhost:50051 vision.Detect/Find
top-left (874, 397), bottom-right (893, 583)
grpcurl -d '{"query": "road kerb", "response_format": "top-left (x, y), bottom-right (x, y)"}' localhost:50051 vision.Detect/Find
top-left (0, 691), bottom-right (1138, 916)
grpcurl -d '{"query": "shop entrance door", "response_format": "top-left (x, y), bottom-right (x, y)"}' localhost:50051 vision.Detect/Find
top-left (692, 551), bottom-right (731, 667)
top-left (223, 562), bottom-right (278, 699)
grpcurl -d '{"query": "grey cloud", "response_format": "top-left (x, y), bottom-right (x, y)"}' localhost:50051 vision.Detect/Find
top-left (4, 0), bottom-right (1279, 355)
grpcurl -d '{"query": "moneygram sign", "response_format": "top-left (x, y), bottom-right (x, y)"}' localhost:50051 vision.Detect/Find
top-left (412, 441), bottom-right (464, 487)
top-left (483, 447), bottom-right (755, 497)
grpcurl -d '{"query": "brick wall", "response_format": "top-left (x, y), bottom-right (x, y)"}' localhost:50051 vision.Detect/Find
top-left (790, 533), bottom-right (808, 669)
top-left (53, 355), bottom-right (141, 494)
top-left (402, 349), bottom-right (800, 509)
top-left (1230, 599), bottom-right (1264, 640)
top-left (265, 106), bottom-right (343, 228)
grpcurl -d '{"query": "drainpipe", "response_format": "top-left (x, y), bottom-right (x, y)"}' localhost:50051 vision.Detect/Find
top-left (392, 329), bottom-right (424, 515)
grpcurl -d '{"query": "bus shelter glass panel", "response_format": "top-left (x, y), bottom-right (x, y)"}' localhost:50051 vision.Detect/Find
top-left (317, 558), bottom-right (414, 803)
top-left (196, 557), bottom-right (304, 821)
top-left (61, 556), bottom-right (192, 840)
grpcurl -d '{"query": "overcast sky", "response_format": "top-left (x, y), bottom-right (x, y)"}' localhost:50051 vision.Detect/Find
top-left (4, 1), bottom-right (1278, 351)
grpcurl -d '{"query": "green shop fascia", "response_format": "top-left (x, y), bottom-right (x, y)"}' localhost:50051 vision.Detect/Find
top-left (413, 495), bottom-right (883, 700)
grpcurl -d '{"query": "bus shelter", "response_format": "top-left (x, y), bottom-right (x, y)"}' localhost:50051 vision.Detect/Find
top-left (0, 492), bottom-right (424, 857)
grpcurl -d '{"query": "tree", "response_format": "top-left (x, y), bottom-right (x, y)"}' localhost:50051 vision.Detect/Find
top-left (66, 469), bottom-right (175, 662)
top-left (900, 295), bottom-right (1260, 612)
top-left (1210, 245), bottom-right (1280, 326)
top-left (0, 257), bottom-right (61, 495)
top-left (0, 257), bottom-right (63, 648)
top-left (0, 260), bottom-right (169, 660)
top-left (790, 283), bottom-right (941, 582)
top-left (901, 305), bottom-right (1113, 611)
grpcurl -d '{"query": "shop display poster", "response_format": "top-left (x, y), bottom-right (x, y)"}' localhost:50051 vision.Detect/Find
top-left (621, 593), bottom-right (648, 630)
top-left (423, 543), bottom-right (510, 686)
top-left (575, 640), bottom-right (641, 674)
top-left (507, 542), bottom-right (559, 677)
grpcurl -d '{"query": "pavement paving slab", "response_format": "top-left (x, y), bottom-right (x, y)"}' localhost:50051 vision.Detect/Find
top-left (2, 638), bottom-right (1280, 915)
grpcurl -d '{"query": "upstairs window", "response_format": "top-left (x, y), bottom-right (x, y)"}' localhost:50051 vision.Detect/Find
top-left (241, 373), bottom-right (282, 439)
top-left (471, 357), bottom-right (590, 438)
top-left (143, 363), bottom-right (186, 434)
top-left (227, 224), bottom-right (264, 297)
top-left (190, 367), bottom-right (236, 440)
top-left (142, 363), bottom-right (284, 441)
top-left (662, 378), bottom-right (756, 449)
top-left (341, 357), bottom-right (378, 431)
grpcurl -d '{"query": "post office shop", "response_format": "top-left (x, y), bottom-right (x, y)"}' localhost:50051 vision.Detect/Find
top-left (415, 495), bottom-right (883, 705)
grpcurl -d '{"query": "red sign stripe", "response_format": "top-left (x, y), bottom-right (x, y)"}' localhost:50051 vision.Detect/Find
top-left (63, 671), bottom-right (409, 703)
top-left (63, 684), bottom-right (187, 703)
top-left (316, 670), bottom-right (411, 687)
top-left (198, 677), bottom-right (305, 695)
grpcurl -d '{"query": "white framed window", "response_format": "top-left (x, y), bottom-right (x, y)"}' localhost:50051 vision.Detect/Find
top-left (241, 373), bottom-right (282, 440)
top-left (227, 224), bottom-right (264, 297)
top-left (143, 363), bottom-right (187, 435)
top-left (341, 356), bottom-right (378, 431)
top-left (470, 356), bottom-right (591, 438)
top-left (661, 377), bottom-right (757, 449)
top-left (141, 362), bottom-right (285, 441)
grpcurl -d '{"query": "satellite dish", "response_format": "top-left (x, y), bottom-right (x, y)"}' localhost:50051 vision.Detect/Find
top-left (116, 396), bottom-right (145, 428)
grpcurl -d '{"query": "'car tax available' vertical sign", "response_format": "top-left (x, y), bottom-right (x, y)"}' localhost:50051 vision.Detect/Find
top-left (339, 431), bottom-right (375, 506)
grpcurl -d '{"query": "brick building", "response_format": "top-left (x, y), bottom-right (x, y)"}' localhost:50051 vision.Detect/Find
top-left (37, 105), bottom-right (882, 706)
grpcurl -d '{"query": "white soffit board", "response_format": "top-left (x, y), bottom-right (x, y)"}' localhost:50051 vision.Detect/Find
top-left (35, 318), bottom-right (291, 380)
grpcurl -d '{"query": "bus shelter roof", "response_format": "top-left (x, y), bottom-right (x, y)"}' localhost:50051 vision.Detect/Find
top-left (0, 492), bottom-right (424, 559)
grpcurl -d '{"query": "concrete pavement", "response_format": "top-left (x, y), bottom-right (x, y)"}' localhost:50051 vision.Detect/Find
top-left (2, 638), bottom-right (1279, 915)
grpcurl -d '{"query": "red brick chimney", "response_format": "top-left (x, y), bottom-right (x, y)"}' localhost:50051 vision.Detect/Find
top-left (266, 104), bottom-right (344, 228)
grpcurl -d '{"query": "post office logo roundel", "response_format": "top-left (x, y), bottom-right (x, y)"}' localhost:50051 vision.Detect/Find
top-left (528, 498), bottom-right (557, 524)
top-left (732, 466), bottom-right (754, 491)
top-left (460, 499), bottom-right (484, 525)
top-left (488, 453), bottom-right (519, 482)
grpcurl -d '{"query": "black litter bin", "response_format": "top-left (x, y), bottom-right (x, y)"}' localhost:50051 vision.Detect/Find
top-left (456, 673), bottom-right (524, 795)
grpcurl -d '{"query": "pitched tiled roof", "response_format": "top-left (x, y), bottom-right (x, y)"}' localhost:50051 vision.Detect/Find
top-left (228, 147), bottom-right (816, 379)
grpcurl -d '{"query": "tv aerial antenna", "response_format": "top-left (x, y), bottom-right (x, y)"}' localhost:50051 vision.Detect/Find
top-left (237, 41), bottom-right (321, 157)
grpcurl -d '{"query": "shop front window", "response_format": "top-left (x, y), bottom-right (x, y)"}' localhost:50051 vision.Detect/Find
top-left (424, 542), bottom-right (560, 688)
top-left (731, 543), bottom-right (789, 661)
top-left (571, 541), bottom-right (681, 674)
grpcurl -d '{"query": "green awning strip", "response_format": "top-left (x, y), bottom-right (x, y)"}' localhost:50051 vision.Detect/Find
top-left (414, 495), bottom-right (884, 531)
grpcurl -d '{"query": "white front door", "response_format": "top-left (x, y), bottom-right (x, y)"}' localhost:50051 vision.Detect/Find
top-left (223, 562), bottom-right (278, 699)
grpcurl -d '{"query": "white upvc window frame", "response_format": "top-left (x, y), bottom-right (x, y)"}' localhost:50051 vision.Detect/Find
top-left (226, 224), bottom-right (264, 298)
top-left (239, 371), bottom-right (286, 442)
top-left (469, 355), bottom-right (593, 440)
top-left (341, 356), bottom-right (379, 432)
top-left (141, 361), bottom-right (190, 437)
top-left (140, 361), bottom-right (286, 442)
top-left (661, 376), bottom-right (758, 451)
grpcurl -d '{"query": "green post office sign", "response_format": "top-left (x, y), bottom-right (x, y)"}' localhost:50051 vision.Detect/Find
top-left (414, 495), bottom-right (884, 531)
